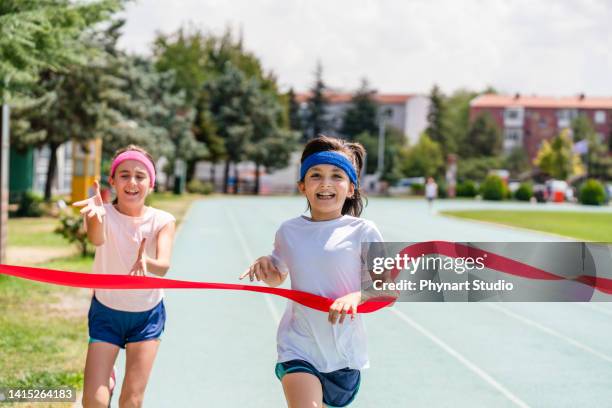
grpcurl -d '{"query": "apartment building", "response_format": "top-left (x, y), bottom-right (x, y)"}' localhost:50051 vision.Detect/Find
top-left (296, 92), bottom-right (429, 145)
top-left (470, 94), bottom-right (612, 159)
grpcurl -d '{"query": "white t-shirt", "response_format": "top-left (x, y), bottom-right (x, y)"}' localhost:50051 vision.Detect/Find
top-left (92, 204), bottom-right (175, 312)
top-left (271, 215), bottom-right (384, 372)
top-left (425, 182), bottom-right (438, 199)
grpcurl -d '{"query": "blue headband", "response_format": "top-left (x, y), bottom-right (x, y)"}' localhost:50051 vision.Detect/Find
top-left (300, 151), bottom-right (359, 187)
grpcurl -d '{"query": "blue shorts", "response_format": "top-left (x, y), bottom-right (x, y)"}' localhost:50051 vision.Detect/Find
top-left (275, 359), bottom-right (361, 407)
top-left (88, 296), bottom-right (166, 349)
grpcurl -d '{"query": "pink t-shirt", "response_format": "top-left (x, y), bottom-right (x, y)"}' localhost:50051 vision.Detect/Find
top-left (92, 204), bottom-right (175, 312)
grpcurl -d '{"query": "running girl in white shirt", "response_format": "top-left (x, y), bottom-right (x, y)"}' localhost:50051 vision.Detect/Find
top-left (240, 135), bottom-right (384, 408)
top-left (74, 145), bottom-right (176, 408)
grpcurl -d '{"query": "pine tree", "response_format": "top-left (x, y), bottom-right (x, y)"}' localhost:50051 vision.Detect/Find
top-left (464, 112), bottom-right (503, 157)
top-left (341, 78), bottom-right (378, 140)
top-left (0, 0), bottom-right (120, 103)
top-left (426, 84), bottom-right (453, 154)
top-left (306, 62), bottom-right (329, 140)
top-left (287, 88), bottom-right (302, 133)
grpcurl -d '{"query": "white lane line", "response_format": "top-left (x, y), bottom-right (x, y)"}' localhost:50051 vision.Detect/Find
top-left (487, 303), bottom-right (612, 364)
top-left (389, 307), bottom-right (530, 408)
top-left (577, 302), bottom-right (612, 318)
top-left (226, 208), bottom-right (281, 324)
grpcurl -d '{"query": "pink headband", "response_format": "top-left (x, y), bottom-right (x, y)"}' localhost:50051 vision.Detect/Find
top-left (110, 151), bottom-right (155, 187)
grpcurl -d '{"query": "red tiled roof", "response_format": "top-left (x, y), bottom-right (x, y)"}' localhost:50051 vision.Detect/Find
top-left (471, 94), bottom-right (612, 109)
top-left (296, 92), bottom-right (413, 105)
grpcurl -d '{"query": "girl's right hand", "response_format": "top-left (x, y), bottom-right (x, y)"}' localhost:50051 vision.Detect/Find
top-left (239, 256), bottom-right (280, 282)
top-left (72, 180), bottom-right (106, 223)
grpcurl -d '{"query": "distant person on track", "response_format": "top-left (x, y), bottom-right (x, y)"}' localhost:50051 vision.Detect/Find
top-left (425, 177), bottom-right (438, 212)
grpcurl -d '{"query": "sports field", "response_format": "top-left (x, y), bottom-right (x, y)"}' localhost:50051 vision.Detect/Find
top-left (111, 197), bottom-right (612, 407)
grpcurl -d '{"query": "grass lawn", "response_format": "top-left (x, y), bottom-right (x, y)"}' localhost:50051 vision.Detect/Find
top-left (441, 210), bottom-right (612, 241)
top-left (7, 217), bottom-right (70, 247)
top-left (0, 255), bottom-right (91, 408)
top-left (0, 192), bottom-right (202, 404)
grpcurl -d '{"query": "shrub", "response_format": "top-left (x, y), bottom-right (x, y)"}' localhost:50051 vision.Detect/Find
top-left (55, 213), bottom-right (92, 257)
top-left (514, 183), bottom-right (533, 201)
top-left (481, 175), bottom-right (507, 201)
top-left (187, 179), bottom-right (214, 195)
top-left (410, 183), bottom-right (424, 195)
top-left (437, 181), bottom-right (448, 199)
top-left (15, 191), bottom-right (44, 217)
top-left (579, 179), bottom-right (606, 206)
top-left (456, 180), bottom-right (478, 197)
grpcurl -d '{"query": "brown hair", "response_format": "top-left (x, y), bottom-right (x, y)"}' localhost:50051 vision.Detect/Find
top-left (110, 145), bottom-right (156, 204)
top-left (300, 135), bottom-right (366, 217)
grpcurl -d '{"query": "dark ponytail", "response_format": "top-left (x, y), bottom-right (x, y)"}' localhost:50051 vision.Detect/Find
top-left (301, 135), bottom-right (367, 217)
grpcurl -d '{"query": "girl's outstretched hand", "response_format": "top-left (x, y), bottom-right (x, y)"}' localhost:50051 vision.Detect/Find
top-left (329, 292), bottom-right (361, 325)
top-left (240, 256), bottom-right (280, 282)
top-left (72, 180), bottom-right (106, 223)
top-left (129, 238), bottom-right (148, 276)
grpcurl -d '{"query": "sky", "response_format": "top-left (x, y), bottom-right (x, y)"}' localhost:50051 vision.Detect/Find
top-left (117, 0), bottom-right (612, 97)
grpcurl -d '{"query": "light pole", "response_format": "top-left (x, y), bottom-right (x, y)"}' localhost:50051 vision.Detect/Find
top-left (0, 103), bottom-right (9, 263)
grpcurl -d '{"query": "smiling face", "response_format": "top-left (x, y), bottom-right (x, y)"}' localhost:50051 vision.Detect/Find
top-left (298, 163), bottom-right (355, 221)
top-left (109, 159), bottom-right (151, 206)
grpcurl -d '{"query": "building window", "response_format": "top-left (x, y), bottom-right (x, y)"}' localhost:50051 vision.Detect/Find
top-left (504, 107), bottom-right (524, 127)
top-left (538, 117), bottom-right (547, 129)
top-left (503, 128), bottom-right (523, 150)
top-left (556, 109), bottom-right (578, 128)
top-left (505, 109), bottom-right (519, 120)
top-left (595, 110), bottom-right (606, 124)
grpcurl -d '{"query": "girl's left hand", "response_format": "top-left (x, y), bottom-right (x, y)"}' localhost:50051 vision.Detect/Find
top-left (329, 292), bottom-right (361, 325)
top-left (129, 238), bottom-right (148, 276)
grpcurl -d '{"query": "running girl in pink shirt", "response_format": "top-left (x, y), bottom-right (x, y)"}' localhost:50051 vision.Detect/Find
top-left (74, 145), bottom-right (176, 408)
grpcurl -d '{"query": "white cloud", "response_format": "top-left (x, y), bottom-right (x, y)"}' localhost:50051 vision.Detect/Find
top-left (117, 0), bottom-right (612, 96)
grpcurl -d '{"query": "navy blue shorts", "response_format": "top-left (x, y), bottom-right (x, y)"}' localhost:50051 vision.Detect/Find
top-left (275, 359), bottom-right (361, 407)
top-left (88, 296), bottom-right (166, 349)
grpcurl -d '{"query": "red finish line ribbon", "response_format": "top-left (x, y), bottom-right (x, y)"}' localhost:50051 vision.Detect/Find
top-left (0, 263), bottom-right (392, 313)
top-left (390, 241), bottom-right (612, 295)
top-left (1, 241), bottom-right (610, 312)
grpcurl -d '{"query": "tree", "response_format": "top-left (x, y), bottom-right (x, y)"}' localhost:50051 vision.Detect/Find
top-left (1, 0), bottom-right (120, 202)
top-left (464, 112), bottom-right (503, 157)
top-left (571, 113), bottom-right (595, 142)
top-left (0, 0), bottom-right (120, 103)
top-left (534, 130), bottom-right (584, 180)
top-left (446, 89), bottom-right (478, 158)
top-left (252, 129), bottom-right (299, 194)
top-left (457, 157), bottom-right (504, 182)
top-left (399, 133), bottom-right (444, 178)
top-left (356, 125), bottom-right (407, 183)
top-left (153, 26), bottom-right (288, 186)
top-left (305, 61), bottom-right (329, 140)
top-left (341, 78), bottom-right (378, 140)
top-left (12, 33), bottom-right (126, 202)
top-left (201, 63), bottom-right (257, 193)
top-left (247, 89), bottom-right (292, 194)
top-left (193, 93), bottom-right (226, 183)
top-left (153, 27), bottom-right (213, 104)
top-left (287, 88), bottom-right (302, 133)
top-left (504, 147), bottom-right (530, 178)
top-left (426, 85), bottom-right (453, 154)
top-left (570, 114), bottom-right (612, 180)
